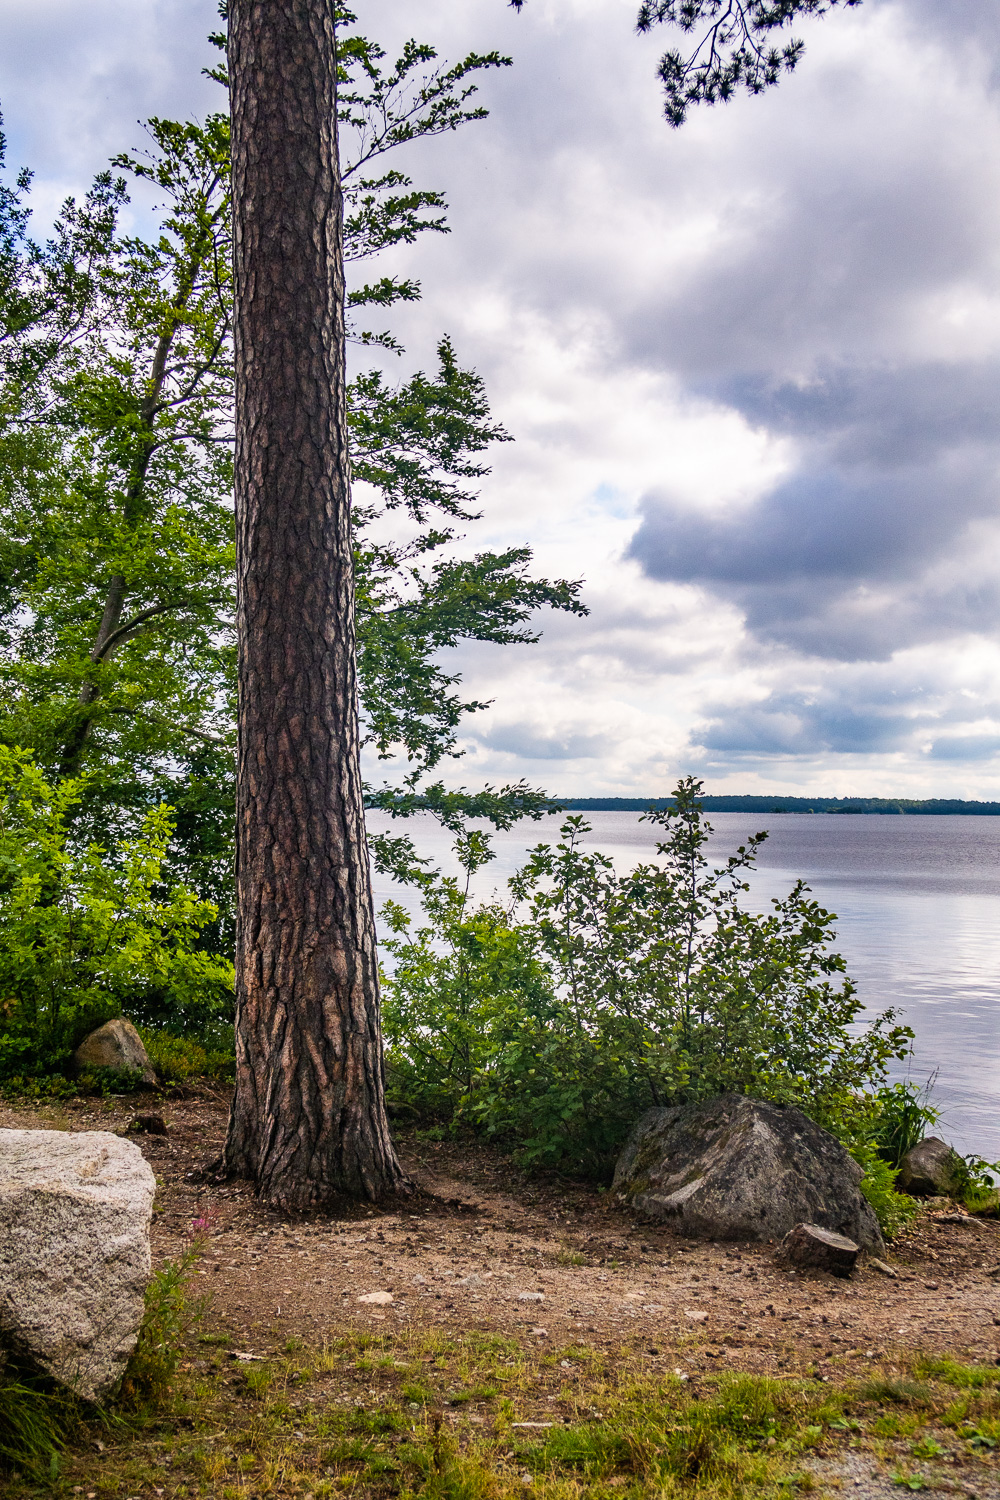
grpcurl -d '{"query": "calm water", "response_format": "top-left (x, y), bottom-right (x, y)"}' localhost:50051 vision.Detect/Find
top-left (368, 810), bottom-right (1000, 1160)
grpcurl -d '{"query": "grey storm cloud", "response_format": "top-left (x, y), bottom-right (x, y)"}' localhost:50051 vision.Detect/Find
top-left (696, 697), bottom-right (919, 757)
top-left (629, 359), bottom-right (1000, 661)
top-left (929, 734), bottom-right (1000, 761)
top-left (694, 661), bottom-right (961, 758)
top-left (722, 362), bottom-right (1000, 467)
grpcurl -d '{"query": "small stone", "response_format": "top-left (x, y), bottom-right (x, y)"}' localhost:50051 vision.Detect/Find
top-left (457, 1274), bottom-right (482, 1287)
top-left (517, 1291), bottom-right (544, 1301)
top-left (530, 1326), bottom-right (548, 1337)
top-left (358, 1291), bottom-right (393, 1305)
top-left (870, 1258), bottom-right (897, 1278)
top-left (782, 1222), bottom-right (859, 1278)
top-left (683, 1308), bottom-right (708, 1322)
top-left (412, 1274), bottom-right (427, 1285)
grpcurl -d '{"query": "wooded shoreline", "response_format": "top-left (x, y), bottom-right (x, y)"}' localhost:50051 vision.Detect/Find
top-left (551, 796), bottom-right (1000, 815)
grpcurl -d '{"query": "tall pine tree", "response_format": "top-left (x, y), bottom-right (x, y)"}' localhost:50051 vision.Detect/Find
top-left (223, 1), bottom-right (407, 1205)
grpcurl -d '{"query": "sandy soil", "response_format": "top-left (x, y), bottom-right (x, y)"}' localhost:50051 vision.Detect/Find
top-left (3, 1087), bottom-right (1000, 1379)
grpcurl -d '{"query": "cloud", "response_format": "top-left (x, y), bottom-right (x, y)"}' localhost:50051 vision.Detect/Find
top-left (688, 646), bottom-right (1000, 789)
top-left (629, 355), bottom-right (1000, 661)
top-left (477, 722), bottom-right (610, 760)
top-left (697, 697), bottom-right (924, 758)
top-left (724, 361), bottom-right (1000, 467)
top-left (929, 734), bottom-right (1000, 761)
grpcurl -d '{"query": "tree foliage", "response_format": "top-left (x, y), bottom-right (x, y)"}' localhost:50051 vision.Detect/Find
top-left (0, 747), bottom-right (232, 1081)
top-left (510, 0), bottom-right (863, 126)
top-left (635, 0), bottom-right (863, 124)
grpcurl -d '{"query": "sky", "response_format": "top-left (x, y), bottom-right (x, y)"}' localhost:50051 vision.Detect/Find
top-left (2, 0), bottom-right (999, 798)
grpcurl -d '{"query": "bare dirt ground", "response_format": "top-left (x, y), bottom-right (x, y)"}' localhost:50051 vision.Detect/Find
top-left (4, 1086), bottom-right (1000, 1380)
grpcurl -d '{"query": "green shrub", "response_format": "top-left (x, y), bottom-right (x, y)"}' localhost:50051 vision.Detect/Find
top-left (381, 828), bottom-right (556, 1126)
top-left (382, 778), bottom-right (914, 1185)
top-left (0, 1073), bottom-right (79, 1102)
top-left (76, 1065), bottom-right (147, 1097)
top-left (0, 747), bottom-right (234, 1080)
top-left (848, 1139), bottom-right (919, 1240)
top-left (137, 1024), bottom-right (235, 1083)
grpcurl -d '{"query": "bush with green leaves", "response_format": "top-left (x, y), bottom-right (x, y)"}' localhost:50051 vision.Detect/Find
top-left (0, 747), bottom-right (233, 1079)
top-left (136, 1023), bottom-right (235, 1084)
top-left (382, 778), bottom-right (915, 1185)
top-left (380, 830), bottom-right (554, 1122)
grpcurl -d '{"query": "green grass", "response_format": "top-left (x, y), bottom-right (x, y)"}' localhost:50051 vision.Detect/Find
top-left (0, 1376), bottom-right (79, 1480)
top-left (4, 1301), bottom-right (1000, 1500)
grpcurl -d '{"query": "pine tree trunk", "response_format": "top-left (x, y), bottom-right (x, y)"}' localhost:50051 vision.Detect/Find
top-left (223, 0), bottom-right (409, 1207)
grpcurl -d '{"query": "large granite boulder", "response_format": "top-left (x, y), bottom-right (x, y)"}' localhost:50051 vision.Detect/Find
top-left (898, 1137), bottom-right (967, 1198)
top-left (72, 1018), bottom-right (157, 1087)
top-left (0, 1129), bottom-right (156, 1400)
top-left (613, 1094), bottom-right (885, 1254)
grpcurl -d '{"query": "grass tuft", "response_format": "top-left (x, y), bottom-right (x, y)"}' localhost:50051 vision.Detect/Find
top-left (0, 1375), bottom-right (78, 1479)
top-left (117, 1246), bottom-right (202, 1410)
top-left (857, 1377), bottom-right (934, 1407)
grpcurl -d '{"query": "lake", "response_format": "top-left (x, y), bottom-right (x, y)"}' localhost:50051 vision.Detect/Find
top-left (367, 809), bottom-right (1000, 1161)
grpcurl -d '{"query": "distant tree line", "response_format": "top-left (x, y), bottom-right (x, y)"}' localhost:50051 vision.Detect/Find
top-left (554, 797), bottom-right (1000, 816)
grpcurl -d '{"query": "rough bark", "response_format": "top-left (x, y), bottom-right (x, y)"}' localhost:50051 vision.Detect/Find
top-left (223, 0), bottom-right (408, 1206)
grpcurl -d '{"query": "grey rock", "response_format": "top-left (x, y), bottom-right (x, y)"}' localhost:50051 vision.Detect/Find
top-left (613, 1094), bottom-right (885, 1254)
top-left (898, 1137), bottom-right (967, 1198)
top-left (782, 1222), bottom-right (859, 1277)
top-left (72, 1018), bottom-right (157, 1087)
top-left (0, 1128), bottom-right (155, 1400)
